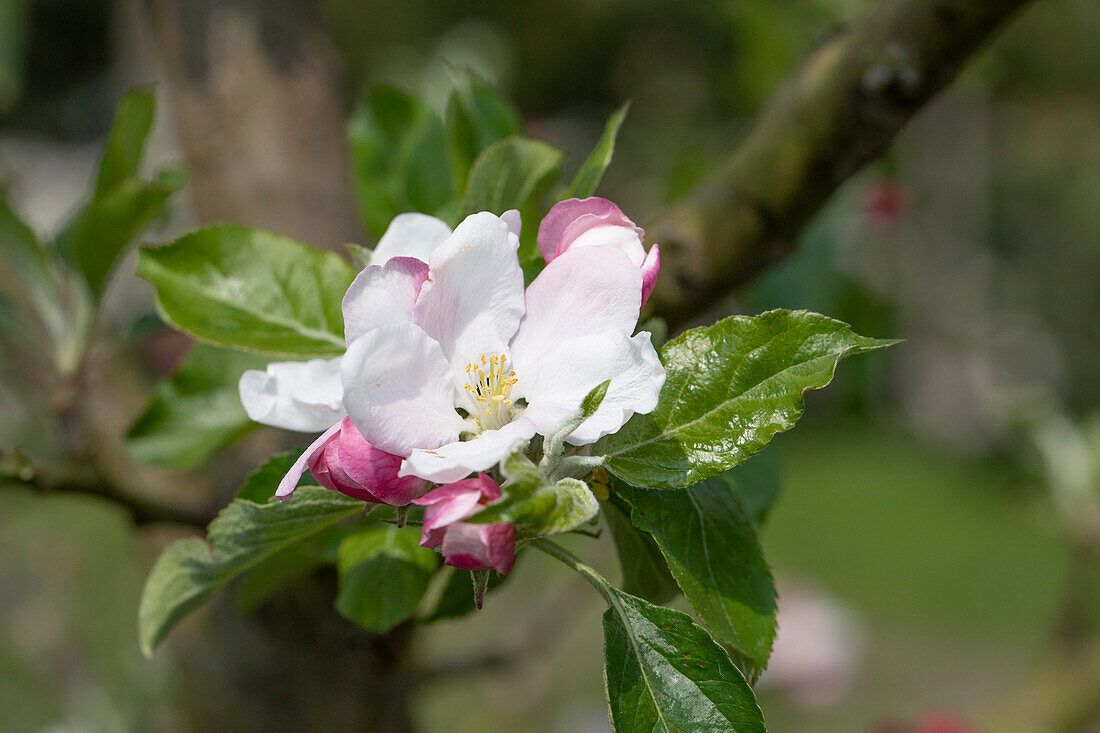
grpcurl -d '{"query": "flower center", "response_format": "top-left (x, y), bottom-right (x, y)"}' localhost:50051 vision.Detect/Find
top-left (463, 353), bottom-right (518, 431)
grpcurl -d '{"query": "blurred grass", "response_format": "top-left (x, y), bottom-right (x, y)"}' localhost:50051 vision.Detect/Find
top-left (764, 416), bottom-right (1068, 643)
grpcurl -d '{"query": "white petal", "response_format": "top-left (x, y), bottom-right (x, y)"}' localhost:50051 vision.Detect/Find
top-left (509, 245), bottom-right (642, 393)
top-left (569, 224), bottom-right (648, 267)
top-left (368, 213), bottom-right (452, 265)
top-left (413, 212), bottom-right (525, 370)
top-left (399, 418), bottom-right (536, 483)
top-left (239, 357), bottom-right (345, 433)
top-left (501, 209), bottom-right (522, 239)
top-left (341, 322), bottom-right (467, 457)
top-left (569, 332), bottom-right (664, 444)
top-left (517, 331), bottom-right (664, 444)
top-left (342, 256), bottom-right (428, 343)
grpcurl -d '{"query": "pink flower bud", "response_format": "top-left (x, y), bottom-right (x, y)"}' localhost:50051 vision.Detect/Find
top-left (537, 197), bottom-right (660, 306)
top-left (413, 473), bottom-right (516, 575)
top-left (276, 418), bottom-right (427, 505)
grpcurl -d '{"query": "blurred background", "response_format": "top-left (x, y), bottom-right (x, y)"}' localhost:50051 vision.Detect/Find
top-left (1, 1), bottom-right (1098, 731)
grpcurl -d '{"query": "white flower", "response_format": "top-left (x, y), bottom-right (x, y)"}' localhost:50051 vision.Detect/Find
top-left (339, 210), bottom-right (665, 484)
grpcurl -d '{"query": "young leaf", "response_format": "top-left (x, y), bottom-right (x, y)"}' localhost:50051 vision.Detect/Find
top-left (126, 344), bottom-right (270, 469)
top-left (616, 478), bottom-right (778, 671)
top-left (348, 86), bottom-right (453, 238)
top-left (565, 101), bottom-right (630, 199)
top-left (445, 76), bottom-right (523, 190)
top-left (56, 170), bottom-right (183, 295)
top-left (532, 539), bottom-right (765, 733)
top-left (335, 525), bottom-right (437, 633)
top-left (602, 499), bottom-right (679, 604)
top-left (94, 88), bottom-right (155, 197)
top-left (464, 136), bottom-right (564, 216)
top-left (469, 453), bottom-right (598, 535)
top-left (595, 309), bottom-right (898, 489)
top-left (137, 225), bottom-right (354, 355)
top-left (56, 89), bottom-right (184, 296)
top-left (0, 189), bottom-right (67, 343)
top-left (138, 487), bottom-right (365, 656)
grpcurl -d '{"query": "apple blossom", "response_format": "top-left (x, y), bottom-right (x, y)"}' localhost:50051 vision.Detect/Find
top-left (340, 209), bottom-right (666, 485)
top-left (238, 213), bottom-right (453, 502)
top-left (537, 197), bottom-right (660, 306)
top-left (413, 473), bottom-right (515, 575)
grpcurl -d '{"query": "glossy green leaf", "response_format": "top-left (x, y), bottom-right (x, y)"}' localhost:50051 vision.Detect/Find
top-left (126, 344), bottom-right (270, 469)
top-left (470, 453), bottom-right (598, 535)
top-left (464, 136), bottom-right (564, 216)
top-left (445, 77), bottom-right (523, 190)
top-left (138, 487), bottom-right (365, 656)
top-left (94, 88), bottom-right (155, 197)
top-left (603, 594), bottom-right (767, 733)
top-left (335, 525), bottom-right (437, 633)
top-left (348, 86), bottom-right (453, 238)
top-left (565, 101), bottom-right (630, 198)
top-left (532, 539), bottom-right (765, 733)
top-left (603, 499), bottom-right (679, 604)
top-left (616, 479), bottom-right (777, 671)
top-left (137, 225), bottom-right (354, 355)
top-left (596, 309), bottom-right (898, 489)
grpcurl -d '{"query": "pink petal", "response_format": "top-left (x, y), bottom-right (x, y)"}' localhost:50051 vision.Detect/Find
top-left (413, 473), bottom-right (500, 531)
top-left (639, 243), bottom-right (660, 306)
top-left (441, 522), bottom-right (516, 575)
top-left (334, 418), bottom-right (427, 505)
top-left (537, 198), bottom-right (643, 263)
top-left (274, 421), bottom-right (343, 500)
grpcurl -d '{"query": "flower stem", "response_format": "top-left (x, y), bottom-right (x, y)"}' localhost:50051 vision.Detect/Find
top-left (529, 538), bottom-right (615, 605)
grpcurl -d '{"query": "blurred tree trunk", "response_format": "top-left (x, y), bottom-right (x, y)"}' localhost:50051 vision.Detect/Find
top-left (141, 3), bottom-right (408, 731)
top-left (145, 0), bottom-right (361, 251)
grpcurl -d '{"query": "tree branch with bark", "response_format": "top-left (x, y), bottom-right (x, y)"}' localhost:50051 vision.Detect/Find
top-left (645, 0), bottom-right (1034, 329)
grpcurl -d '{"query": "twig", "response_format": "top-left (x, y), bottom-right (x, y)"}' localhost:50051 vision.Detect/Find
top-left (6, 460), bottom-right (212, 528)
top-left (645, 0), bottom-right (1034, 329)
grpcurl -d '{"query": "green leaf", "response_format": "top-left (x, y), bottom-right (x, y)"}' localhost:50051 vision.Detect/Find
top-left (335, 525), bottom-right (437, 633)
top-left (470, 453), bottom-right (598, 535)
top-left (720, 449), bottom-right (781, 527)
top-left (138, 487), bottom-right (365, 656)
top-left (126, 344), bottom-right (270, 469)
top-left (616, 478), bottom-right (778, 671)
top-left (603, 499), bottom-right (679, 604)
top-left (56, 170), bottom-right (183, 295)
top-left (464, 136), bottom-right (564, 216)
top-left (94, 88), bottom-right (155, 197)
top-left (596, 309), bottom-right (898, 489)
top-left (565, 101), bottom-right (630, 198)
top-left (233, 543), bottom-right (324, 616)
top-left (348, 86), bottom-right (453, 238)
top-left (55, 89), bottom-right (183, 296)
top-left (603, 594), bottom-right (767, 733)
top-left (445, 77), bottom-right (523, 190)
top-left (0, 189), bottom-right (60, 332)
top-left (234, 451), bottom-right (311, 503)
top-left (137, 225), bottom-right (354, 355)
top-left (532, 539), bottom-right (765, 733)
